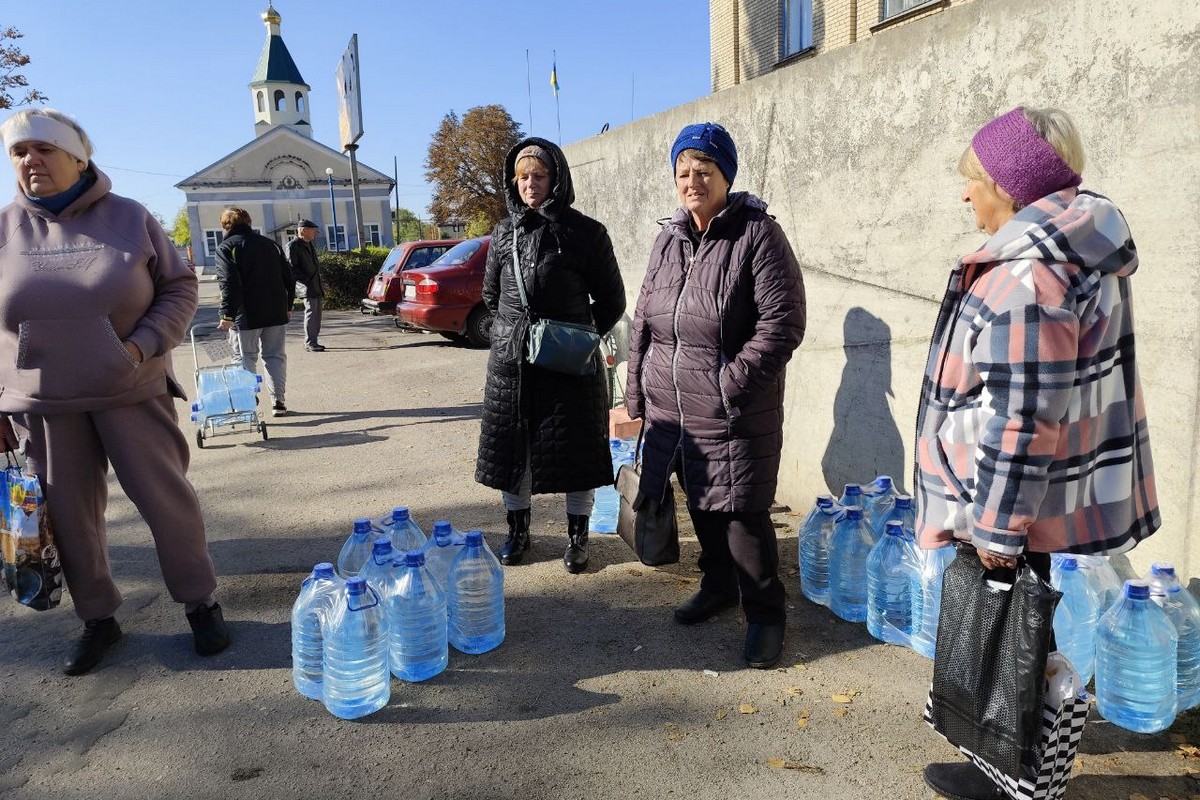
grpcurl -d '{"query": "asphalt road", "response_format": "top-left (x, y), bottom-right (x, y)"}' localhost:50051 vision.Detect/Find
top-left (0, 281), bottom-right (1193, 800)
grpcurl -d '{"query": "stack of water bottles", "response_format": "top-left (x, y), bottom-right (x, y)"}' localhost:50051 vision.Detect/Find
top-left (190, 365), bottom-right (261, 424)
top-left (290, 506), bottom-right (506, 719)
top-left (591, 437), bottom-right (638, 534)
top-left (1053, 554), bottom-right (1200, 733)
top-left (798, 475), bottom-right (954, 658)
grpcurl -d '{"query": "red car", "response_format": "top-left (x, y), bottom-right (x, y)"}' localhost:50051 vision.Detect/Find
top-left (396, 236), bottom-right (493, 347)
top-left (360, 239), bottom-right (461, 318)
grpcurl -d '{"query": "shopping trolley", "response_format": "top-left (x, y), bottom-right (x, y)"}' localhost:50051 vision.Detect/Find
top-left (189, 325), bottom-right (268, 448)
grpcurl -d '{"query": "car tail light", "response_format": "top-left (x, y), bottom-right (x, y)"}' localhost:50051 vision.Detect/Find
top-left (416, 278), bottom-right (438, 295)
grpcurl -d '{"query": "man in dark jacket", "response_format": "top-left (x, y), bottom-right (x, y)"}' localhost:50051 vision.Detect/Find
top-left (285, 218), bottom-right (325, 352)
top-left (215, 207), bottom-right (295, 416)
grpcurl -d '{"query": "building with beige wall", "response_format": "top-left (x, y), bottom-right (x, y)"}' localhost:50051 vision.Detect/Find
top-left (569, 0), bottom-right (1199, 578)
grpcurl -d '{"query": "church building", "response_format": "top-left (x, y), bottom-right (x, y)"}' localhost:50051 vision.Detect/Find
top-left (177, 5), bottom-right (394, 267)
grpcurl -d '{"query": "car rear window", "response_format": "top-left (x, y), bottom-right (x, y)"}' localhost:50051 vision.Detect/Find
top-left (430, 239), bottom-right (482, 267)
top-left (378, 247), bottom-right (406, 275)
top-left (405, 246), bottom-right (447, 270)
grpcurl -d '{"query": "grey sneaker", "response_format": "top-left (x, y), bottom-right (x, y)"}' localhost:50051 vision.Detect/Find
top-left (271, 402), bottom-right (289, 417)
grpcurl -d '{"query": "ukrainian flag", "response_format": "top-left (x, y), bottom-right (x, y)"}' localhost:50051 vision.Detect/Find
top-left (550, 59), bottom-right (559, 98)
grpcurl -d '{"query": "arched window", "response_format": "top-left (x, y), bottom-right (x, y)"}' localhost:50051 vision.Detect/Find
top-left (274, 90), bottom-right (286, 111)
top-left (256, 91), bottom-right (265, 113)
top-left (295, 92), bottom-right (305, 113)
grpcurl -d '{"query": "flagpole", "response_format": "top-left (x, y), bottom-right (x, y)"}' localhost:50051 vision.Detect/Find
top-left (553, 50), bottom-right (561, 144)
top-left (525, 49), bottom-right (533, 134)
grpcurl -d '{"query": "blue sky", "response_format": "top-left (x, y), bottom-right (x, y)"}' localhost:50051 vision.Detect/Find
top-left (4, 1), bottom-right (710, 225)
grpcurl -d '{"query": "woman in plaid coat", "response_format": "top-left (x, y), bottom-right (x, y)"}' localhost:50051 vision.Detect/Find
top-left (916, 106), bottom-right (1160, 800)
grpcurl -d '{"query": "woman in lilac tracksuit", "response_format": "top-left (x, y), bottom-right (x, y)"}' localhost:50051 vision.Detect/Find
top-left (0, 108), bottom-right (229, 675)
top-left (626, 123), bottom-right (806, 670)
top-left (916, 106), bottom-right (1160, 800)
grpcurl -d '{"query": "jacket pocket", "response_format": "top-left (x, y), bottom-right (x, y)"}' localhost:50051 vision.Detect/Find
top-left (16, 316), bottom-right (138, 401)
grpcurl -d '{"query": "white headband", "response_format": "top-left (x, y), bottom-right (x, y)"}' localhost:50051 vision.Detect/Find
top-left (0, 115), bottom-right (90, 164)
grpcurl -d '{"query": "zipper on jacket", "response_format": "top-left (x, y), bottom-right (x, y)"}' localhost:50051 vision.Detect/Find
top-left (671, 238), bottom-right (697, 481)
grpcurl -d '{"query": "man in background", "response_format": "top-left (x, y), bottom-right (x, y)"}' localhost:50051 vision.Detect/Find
top-left (286, 219), bottom-right (326, 352)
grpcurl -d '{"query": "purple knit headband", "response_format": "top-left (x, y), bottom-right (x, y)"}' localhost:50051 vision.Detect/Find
top-left (971, 108), bottom-right (1081, 206)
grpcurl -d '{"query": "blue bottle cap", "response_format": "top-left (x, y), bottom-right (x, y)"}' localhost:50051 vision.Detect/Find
top-left (404, 550), bottom-right (425, 567)
top-left (1124, 579), bottom-right (1150, 600)
top-left (433, 520), bottom-right (452, 538)
top-left (843, 483), bottom-right (862, 496)
top-left (874, 475), bottom-right (893, 490)
top-left (844, 506), bottom-right (863, 520)
top-left (313, 562), bottom-right (335, 579)
top-left (816, 494), bottom-right (834, 507)
top-left (392, 506), bottom-right (410, 521)
top-left (894, 495), bottom-right (913, 508)
top-left (465, 530), bottom-right (483, 546)
top-left (1060, 557), bottom-right (1079, 571)
top-left (1151, 563), bottom-right (1176, 578)
top-left (353, 518), bottom-right (372, 534)
top-left (884, 520), bottom-right (904, 537)
top-left (372, 537), bottom-right (393, 555)
top-left (346, 576), bottom-right (367, 595)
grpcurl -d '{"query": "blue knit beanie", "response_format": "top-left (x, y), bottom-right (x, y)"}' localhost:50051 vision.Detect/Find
top-left (670, 122), bottom-right (738, 184)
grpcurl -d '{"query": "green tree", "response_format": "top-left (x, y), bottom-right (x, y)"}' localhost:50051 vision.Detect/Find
top-left (465, 212), bottom-right (493, 238)
top-left (394, 207), bottom-right (423, 242)
top-left (170, 207), bottom-right (191, 247)
top-left (425, 104), bottom-right (521, 231)
top-left (0, 27), bottom-right (47, 109)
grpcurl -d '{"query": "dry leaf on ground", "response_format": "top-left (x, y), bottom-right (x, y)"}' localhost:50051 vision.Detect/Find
top-left (765, 758), bottom-right (824, 773)
top-left (833, 708), bottom-right (849, 718)
top-left (796, 708), bottom-right (811, 729)
top-left (831, 693), bottom-right (855, 704)
top-left (715, 708), bottom-right (729, 720)
top-left (739, 702), bottom-right (759, 715)
top-left (626, 568), bottom-right (642, 576)
top-left (1179, 744), bottom-right (1200, 759)
top-left (786, 686), bottom-right (804, 697)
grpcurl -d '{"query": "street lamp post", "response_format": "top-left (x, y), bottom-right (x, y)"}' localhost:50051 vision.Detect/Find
top-left (325, 167), bottom-right (338, 251)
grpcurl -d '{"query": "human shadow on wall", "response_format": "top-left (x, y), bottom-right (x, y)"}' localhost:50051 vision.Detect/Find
top-left (820, 307), bottom-right (908, 495)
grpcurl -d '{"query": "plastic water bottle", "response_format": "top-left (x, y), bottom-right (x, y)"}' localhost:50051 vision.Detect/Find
top-left (591, 437), bottom-right (637, 534)
top-left (911, 545), bottom-right (957, 659)
top-left (1052, 557), bottom-right (1100, 685)
top-left (861, 475), bottom-right (897, 534)
top-left (1095, 579), bottom-right (1178, 733)
top-left (447, 530), bottom-right (505, 654)
top-left (828, 506), bottom-right (873, 623)
top-left (873, 494), bottom-right (915, 541)
top-left (798, 494), bottom-right (840, 607)
top-left (381, 506), bottom-right (426, 553)
top-left (839, 483), bottom-right (863, 510)
top-left (866, 520), bottom-right (922, 647)
top-left (224, 366), bottom-right (261, 413)
top-left (190, 366), bottom-right (260, 423)
top-left (1079, 554), bottom-right (1124, 616)
top-left (359, 537), bottom-right (397, 597)
top-left (387, 550), bottom-right (448, 682)
top-left (336, 518), bottom-right (375, 579)
top-left (1145, 563), bottom-right (1200, 710)
top-left (290, 562), bottom-right (343, 700)
top-left (321, 576), bottom-right (390, 720)
top-left (423, 520), bottom-right (467, 588)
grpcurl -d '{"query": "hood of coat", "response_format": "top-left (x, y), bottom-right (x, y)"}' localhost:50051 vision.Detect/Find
top-left (15, 163), bottom-right (111, 221)
top-left (504, 136), bottom-right (575, 222)
top-left (961, 188), bottom-right (1138, 278)
top-left (660, 191), bottom-right (768, 241)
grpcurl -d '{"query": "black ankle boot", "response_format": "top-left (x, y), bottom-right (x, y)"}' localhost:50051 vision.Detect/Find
top-left (564, 513), bottom-right (590, 574)
top-left (63, 617), bottom-right (122, 676)
top-left (500, 509), bottom-right (531, 566)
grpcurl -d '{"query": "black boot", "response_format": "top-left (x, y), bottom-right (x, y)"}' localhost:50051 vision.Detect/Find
top-left (922, 762), bottom-right (1006, 800)
top-left (63, 617), bottom-right (122, 676)
top-left (500, 509), bottom-right (531, 566)
top-left (564, 513), bottom-right (589, 574)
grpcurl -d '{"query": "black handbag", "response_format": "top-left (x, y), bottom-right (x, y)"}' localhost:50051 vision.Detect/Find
top-left (615, 428), bottom-right (680, 566)
top-left (929, 544), bottom-right (1061, 780)
top-left (510, 234), bottom-right (600, 376)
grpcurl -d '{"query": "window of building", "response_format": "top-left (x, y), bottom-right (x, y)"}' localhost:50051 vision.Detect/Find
top-left (364, 224), bottom-right (381, 247)
top-left (274, 89), bottom-right (286, 112)
top-left (326, 224), bottom-right (346, 251)
top-left (204, 229), bottom-right (223, 258)
top-left (882, 0), bottom-right (930, 19)
top-left (781, 0), bottom-right (813, 58)
top-left (295, 92), bottom-right (305, 113)
top-left (256, 91), bottom-right (265, 113)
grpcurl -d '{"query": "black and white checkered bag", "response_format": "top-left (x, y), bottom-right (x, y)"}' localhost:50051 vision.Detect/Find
top-left (924, 652), bottom-right (1090, 800)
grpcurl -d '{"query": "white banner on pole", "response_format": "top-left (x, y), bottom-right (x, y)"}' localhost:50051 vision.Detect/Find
top-left (336, 34), bottom-right (363, 150)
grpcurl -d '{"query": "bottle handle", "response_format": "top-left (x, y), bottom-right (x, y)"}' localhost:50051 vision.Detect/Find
top-left (348, 585), bottom-right (381, 611)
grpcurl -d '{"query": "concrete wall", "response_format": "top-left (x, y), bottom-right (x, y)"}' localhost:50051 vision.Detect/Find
top-left (566, 0), bottom-right (1200, 575)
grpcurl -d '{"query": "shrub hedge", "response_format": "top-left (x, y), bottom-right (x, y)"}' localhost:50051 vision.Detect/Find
top-left (312, 247), bottom-right (390, 310)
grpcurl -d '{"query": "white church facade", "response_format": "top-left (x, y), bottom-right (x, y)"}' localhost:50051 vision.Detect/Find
top-left (177, 5), bottom-right (394, 267)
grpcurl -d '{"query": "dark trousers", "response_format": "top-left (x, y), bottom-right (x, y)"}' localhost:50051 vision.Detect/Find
top-left (689, 508), bottom-right (786, 625)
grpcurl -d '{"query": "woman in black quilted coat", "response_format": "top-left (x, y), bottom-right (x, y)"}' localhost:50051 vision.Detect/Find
top-left (626, 123), bottom-right (805, 669)
top-left (474, 138), bottom-right (625, 574)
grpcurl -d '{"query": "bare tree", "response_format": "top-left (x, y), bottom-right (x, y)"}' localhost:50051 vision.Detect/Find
top-left (425, 105), bottom-right (522, 229)
top-left (0, 27), bottom-right (47, 110)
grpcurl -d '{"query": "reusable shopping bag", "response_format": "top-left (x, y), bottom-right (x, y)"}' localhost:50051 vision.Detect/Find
top-left (0, 455), bottom-right (63, 611)
top-left (615, 428), bottom-right (679, 566)
top-left (925, 652), bottom-right (1090, 800)
top-left (927, 544), bottom-right (1061, 780)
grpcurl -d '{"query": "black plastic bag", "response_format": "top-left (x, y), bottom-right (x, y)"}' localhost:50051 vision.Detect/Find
top-left (929, 544), bottom-right (1061, 780)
